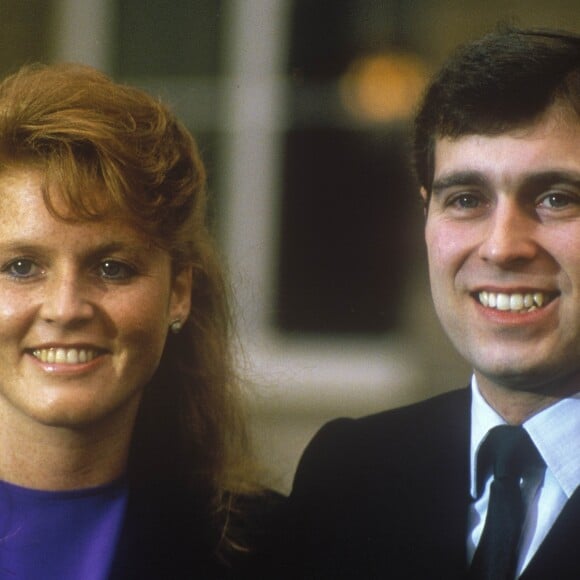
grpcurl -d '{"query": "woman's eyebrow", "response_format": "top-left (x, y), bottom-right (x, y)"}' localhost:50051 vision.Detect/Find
top-left (0, 240), bottom-right (149, 259)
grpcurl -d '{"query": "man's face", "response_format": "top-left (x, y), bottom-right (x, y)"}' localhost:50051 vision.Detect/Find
top-left (424, 107), bottom-right (580, 394)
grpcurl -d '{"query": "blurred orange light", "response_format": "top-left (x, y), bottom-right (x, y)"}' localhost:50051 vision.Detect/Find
top-left (340, 52), bottom-right (428, 123)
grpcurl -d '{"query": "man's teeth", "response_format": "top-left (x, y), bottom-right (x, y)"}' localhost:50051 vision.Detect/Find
top-left (478, 291), bottom-right (546, 312)
top-left (32, 348), bottom-right (98, 364)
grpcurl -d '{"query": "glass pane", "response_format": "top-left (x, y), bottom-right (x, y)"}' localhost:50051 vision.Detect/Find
top-left (278, 0), bottom-right (421, 335)
top-left (277, 127), bottom-right (416, 334)
top-left (115, 0), bottom-right (223, 76)
top-left (0, 0), bottom-right (55, 76)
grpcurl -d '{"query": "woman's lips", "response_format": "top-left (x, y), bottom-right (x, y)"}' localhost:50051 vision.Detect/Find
top-left (28, 347), bottom-right (107, 365)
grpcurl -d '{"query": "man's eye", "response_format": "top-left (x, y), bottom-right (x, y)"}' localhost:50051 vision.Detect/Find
top-left (538, 193), bottom-right (575, 209)
top-left (98, 260), bottom-right (136, 280)
top-left (450, 194), bottom-right (481, 209)
top-left (3, 259), bottom-right (40, 278)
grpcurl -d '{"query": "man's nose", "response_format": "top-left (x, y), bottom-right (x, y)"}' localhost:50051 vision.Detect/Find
top-left (39, 272), bottom-right (94, 326)
top-left (477, 201), bottom-right (538, 266)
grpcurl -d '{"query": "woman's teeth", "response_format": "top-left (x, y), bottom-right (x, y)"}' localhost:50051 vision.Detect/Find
top-left (478, 291), bottom-right (548, 312)
top-left (32, 348), bottom-right (98, 364)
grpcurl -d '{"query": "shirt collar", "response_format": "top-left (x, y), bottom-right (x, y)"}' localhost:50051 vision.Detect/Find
top-left (470, 375), bottom-right (580, 499)
top-left (470, 376), bottom-right (505, 498)
top-left (524, 394), bottom-right (580, 498)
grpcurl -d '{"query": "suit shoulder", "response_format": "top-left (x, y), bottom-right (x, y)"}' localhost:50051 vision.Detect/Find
top-left (293, 387), bottom-right (470, 492)
top-left (358, 386), bottom-right (470, 432)
top-left (315, 386), bottom-right (469, 450)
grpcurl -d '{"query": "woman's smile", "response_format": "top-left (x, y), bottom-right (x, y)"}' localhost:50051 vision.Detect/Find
top-left (31, 347), bottom-right (102, 365)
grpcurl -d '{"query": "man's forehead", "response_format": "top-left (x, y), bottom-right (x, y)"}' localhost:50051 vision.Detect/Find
top-left (433, 110), bottom-right (580, 183)
top-left (433, 102), bottom-right (580, 163)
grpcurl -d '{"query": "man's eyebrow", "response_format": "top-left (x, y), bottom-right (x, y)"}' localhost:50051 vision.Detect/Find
top-left (431, 170), bottom-right (580, 195)
top-left (431, 171), bottom-right (489, 195)
top-left (520, 170), bottom-right (580, 189)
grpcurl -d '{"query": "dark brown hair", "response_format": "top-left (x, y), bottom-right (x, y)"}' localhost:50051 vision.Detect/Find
top-left (414, 28), bottom-right (580, 194)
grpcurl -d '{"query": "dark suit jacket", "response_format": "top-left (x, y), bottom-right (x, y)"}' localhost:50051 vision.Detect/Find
top-left (278, 388), bottom-right (580, 579)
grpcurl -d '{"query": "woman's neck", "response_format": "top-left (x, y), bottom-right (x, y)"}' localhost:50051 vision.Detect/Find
top-left (0, 404), bottom-right (136, 491)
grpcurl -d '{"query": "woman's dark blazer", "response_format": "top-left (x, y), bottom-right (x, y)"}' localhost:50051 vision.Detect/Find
top-left (109, 483), bottom-right (282, 579)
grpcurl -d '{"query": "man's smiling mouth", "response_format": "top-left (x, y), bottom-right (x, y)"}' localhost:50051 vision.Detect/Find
top-left (476, 291), bottom-right (556, 313)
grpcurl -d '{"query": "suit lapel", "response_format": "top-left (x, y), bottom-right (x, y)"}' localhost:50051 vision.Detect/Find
top-left (425, 388), bottom-right (472, 574)
top-left (380, 387), bottom-right (472, 578)
top-left (521, 487), bottom-right (580, 579)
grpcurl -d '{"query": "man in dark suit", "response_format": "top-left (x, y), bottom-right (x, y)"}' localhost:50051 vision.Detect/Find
top-left (280, 28), bottom-right (580, 579)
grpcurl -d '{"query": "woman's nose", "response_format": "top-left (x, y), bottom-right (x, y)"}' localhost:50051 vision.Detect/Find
top-left (39, 272), bottom-right (94, 326)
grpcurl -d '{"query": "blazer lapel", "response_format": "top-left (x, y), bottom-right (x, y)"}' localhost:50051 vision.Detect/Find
top-left (109, 482), bottom-right (221, 579)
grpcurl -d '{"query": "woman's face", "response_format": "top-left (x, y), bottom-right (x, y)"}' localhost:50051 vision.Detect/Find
top-left (0, 167), bottom-right (192, 432)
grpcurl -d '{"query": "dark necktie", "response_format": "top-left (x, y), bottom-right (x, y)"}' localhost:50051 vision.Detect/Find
top-left (469, 425), bottom-right (545, 580)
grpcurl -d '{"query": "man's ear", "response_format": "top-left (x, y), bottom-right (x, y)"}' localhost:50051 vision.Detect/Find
top-left (420, 187), bottom-right (429, 217)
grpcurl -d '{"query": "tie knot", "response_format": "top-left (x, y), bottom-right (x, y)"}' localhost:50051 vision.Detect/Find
top-left (479, 425), bottom-right (544, 484)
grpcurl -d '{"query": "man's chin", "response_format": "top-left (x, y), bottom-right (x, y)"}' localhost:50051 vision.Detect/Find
top-left (475, 365), bottom-right (580, 398)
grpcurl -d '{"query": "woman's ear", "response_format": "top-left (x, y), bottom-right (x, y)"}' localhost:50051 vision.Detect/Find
top-left (169, 265), bottom-right (193, 326)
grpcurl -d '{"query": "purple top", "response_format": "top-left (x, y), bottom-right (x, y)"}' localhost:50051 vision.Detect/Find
top-left (0, 478), bottom-right (128, 579)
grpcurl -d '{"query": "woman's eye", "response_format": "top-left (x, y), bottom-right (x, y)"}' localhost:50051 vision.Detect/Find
top-left (98, 260), bottom-right (136, 280)
top-left (3, 259), bottom-right (40, 278)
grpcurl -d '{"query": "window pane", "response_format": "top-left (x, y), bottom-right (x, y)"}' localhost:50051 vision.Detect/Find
top-left (0, 0), bottom-right (54, 75)
top-left (115, 0), bottom-right (223, 76)
top-left (277, 127), bottom-right (416, 334)
top-left (278, 0), bottom-right (420, 334)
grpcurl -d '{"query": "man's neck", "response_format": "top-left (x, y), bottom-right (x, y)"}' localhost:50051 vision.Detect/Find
top-left (475, 372), bottom-right (580, 425)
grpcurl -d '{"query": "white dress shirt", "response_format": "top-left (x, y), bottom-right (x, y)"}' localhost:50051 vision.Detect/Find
top-left (467, 377), bottom-right (580, 576)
